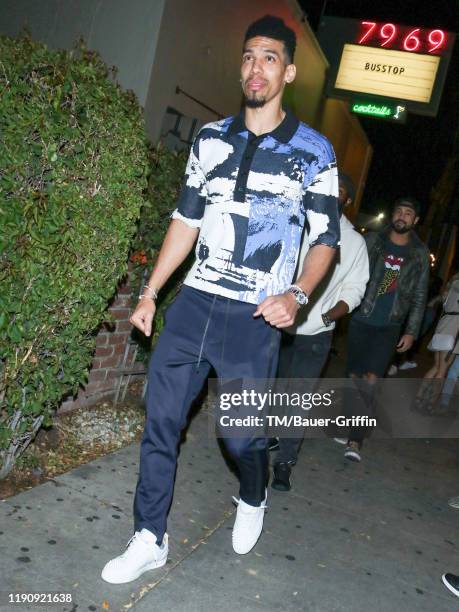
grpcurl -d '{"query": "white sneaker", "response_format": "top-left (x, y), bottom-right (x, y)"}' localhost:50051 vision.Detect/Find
top-left (388, 365), bottom-right (398, 376)
top-left (448, 496), bottom-right (459, 509)
top-left (232, 493), bottom-right (267, 555)
top-left (344, 441), bottom-right (362, 462)
top-left (333, 438), bottom-right (347, 445)
top-left (101, 528), bottom-right (168, 584)
top-left (399, 360), bottom-right (418, 370)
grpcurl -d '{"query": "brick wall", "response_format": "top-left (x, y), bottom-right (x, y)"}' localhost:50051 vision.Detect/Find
top-left (58, 273), bottom-right (145, 413)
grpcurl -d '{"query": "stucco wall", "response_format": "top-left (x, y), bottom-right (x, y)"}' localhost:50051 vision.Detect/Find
top-left (320, 99), bottom-right (373, 217)
top-left (0, 0), bottom-right (165, 107)
top-left (145, 0), bottom-right (329, 142)
top-left (143, 0), bottom-right (371, 215)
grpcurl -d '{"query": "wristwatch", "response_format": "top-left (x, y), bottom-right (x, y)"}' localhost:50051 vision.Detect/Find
top-left (287, 284), bottom-right (308, 307)
top-left (322, 313), bottom-right (333, 327)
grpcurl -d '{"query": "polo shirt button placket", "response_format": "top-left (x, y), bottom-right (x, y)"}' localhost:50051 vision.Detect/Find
top-left (234, 135), bottom-right (261, 202)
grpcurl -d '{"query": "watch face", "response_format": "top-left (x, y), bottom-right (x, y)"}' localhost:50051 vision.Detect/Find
top-left (288, 286), bottom-right (308, 306)
top-left (296, 293), bottom-right (307, 305)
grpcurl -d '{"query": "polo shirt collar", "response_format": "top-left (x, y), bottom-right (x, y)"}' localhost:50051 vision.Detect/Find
top-left (228, 108), bottom-right (299, 143)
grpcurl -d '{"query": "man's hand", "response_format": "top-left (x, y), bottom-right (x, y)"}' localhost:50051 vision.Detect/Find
top-left (396, 334), bottom-right (414, 353)
top-left (129, 298), bottom-right (156, 337)
top-left (253, 292), bottom-right (299, 328)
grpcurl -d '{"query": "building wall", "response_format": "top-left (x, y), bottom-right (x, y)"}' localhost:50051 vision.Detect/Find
top-left (0, 0), bottom-right (166, 107)
top-left (320, 99), bottom-right (373, 218)
top-left (146, 0), bottom-right (329, 142)
top-left (146, 0), bottom-right (371, 216)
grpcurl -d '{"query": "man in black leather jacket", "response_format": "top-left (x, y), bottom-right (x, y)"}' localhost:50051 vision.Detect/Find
top-left (342, 197), bottom-right (430, 462)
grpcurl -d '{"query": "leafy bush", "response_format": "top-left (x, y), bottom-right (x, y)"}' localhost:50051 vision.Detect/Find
top-left (0, 35), bottom-right (149, 478)
top-left (129, 145), bottom-right (189, 348)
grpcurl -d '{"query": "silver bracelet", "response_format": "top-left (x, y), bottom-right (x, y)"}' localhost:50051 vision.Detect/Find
top-left (138, 295), bottom-right (155, 301)
top-left (138, 284), bottom-right (158, 301)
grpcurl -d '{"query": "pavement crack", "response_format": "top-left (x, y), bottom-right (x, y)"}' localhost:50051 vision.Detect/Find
top-left (121, 508), bottom-right (235, 611)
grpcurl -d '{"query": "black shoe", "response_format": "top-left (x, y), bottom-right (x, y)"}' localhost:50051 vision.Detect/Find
top-left (268, 437), bottom-right (280, 451)
top-left (272, 462), bottom-right (291, 491)
top-left (442, 573), bottom-right (459, 598)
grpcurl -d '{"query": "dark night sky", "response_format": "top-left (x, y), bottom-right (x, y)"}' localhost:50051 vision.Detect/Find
top-left (298, 0), bottom-right (458, 217)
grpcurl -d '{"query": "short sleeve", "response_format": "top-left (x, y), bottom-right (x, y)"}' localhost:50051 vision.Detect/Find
top-left (171, 134), bottom-right (208, 228)
top-left (303, 157), bottom-right (340, 249)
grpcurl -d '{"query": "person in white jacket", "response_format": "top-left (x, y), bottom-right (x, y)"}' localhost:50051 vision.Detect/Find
top-left (272, 174), bottom-right (369, 491)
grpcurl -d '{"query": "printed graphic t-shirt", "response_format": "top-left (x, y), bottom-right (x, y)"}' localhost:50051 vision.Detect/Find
top-left (356, 242), bottom-right (409, 326)
top-left (171, 111), bottom-right (340, 305)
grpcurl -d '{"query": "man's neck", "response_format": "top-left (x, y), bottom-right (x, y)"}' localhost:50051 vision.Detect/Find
top-left (244, 102), bottom-right (285, 136)
top-left (389, 229), bottom-right (411, 246)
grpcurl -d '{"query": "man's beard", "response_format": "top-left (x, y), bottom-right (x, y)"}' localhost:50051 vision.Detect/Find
top-left (391, 221), bottom-right (411, 234)
top-left (245, 94), bottom-right (266, 108)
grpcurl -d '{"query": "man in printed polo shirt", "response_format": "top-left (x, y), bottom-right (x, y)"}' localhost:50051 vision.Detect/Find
top-left (102, 15), bottom-right (340, 584)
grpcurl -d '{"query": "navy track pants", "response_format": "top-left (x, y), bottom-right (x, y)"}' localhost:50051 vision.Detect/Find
top-left (133, 286), bottom-right (280, 542)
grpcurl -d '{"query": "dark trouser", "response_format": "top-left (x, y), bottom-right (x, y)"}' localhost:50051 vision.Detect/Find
top-left (274, 330), bottom-right (333, 465)
top-left (342, 378), bottom-right (378, 445)
top-left (346, 318), bottom-right (401, 445)
top-left (134, 286), bottom-right (280, 542)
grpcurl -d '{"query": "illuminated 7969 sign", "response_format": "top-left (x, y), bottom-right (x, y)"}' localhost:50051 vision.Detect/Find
top-left (318, 17), bottom-right (455, 116)
top-left (358, 21), bottom-right (448, 54)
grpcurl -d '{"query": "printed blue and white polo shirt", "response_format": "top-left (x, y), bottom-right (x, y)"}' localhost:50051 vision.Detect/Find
top-left (172, 109), bottom-right (340, 304)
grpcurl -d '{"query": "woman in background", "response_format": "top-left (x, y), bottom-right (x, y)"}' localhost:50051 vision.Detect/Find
top-left (424, 271), bottom-right (459, 379)
top-left (414, 271), bottom-right (459, 411)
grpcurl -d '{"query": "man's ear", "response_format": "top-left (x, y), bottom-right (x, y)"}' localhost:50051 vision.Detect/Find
top-left (346, 197), bottom-right (353, 208)
top-left (414, 215), bottom-right (420, 225)
top-left (285, 64), bottom-right (296, 84)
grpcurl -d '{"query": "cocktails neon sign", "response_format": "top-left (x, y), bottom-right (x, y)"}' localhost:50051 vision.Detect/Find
top-left (351, 100), bottom-right (407, 122)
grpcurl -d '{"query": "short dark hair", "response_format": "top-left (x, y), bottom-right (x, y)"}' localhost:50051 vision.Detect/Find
top-left (393, 196), bottom-right (421, 217)
top-left (244, 15), bottom-right (296, 63)
top-left (338, 173), bottom-right (356, 203)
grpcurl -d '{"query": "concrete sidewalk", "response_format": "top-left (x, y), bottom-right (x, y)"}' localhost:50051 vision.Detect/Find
top-left (1, 400), bottom-right (459, 612)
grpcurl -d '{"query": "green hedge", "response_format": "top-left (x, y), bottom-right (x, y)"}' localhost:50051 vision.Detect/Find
top-left (0, 35), bottom-right (149, 478)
